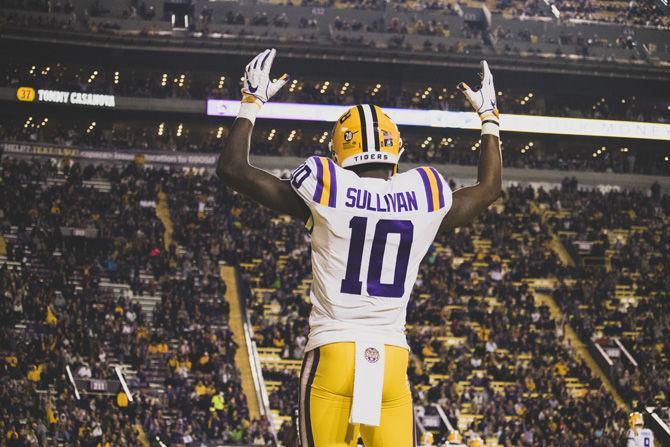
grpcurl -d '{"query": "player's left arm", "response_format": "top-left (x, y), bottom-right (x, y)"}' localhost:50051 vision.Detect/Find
top-left (216, 49), bottom-right (309, 221)
top-left (441, 61), bottom-right (502, 231)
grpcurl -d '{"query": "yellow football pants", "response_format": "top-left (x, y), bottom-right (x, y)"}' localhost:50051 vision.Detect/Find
top-left (299, 342), bottom-right (415, 447)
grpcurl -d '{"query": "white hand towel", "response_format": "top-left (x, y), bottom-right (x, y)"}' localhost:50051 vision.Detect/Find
top-left (349, 342), bottom-right (385, 426)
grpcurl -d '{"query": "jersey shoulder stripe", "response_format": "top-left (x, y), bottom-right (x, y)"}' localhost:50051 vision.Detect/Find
top-left (312, 156), bottom-right (338, 208)
top-left (416, 166), bottom-right (446, 212)
top-left (290, 156), bottom-right (338, 208)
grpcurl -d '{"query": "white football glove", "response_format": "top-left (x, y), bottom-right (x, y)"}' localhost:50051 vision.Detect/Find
top-left (458, 60), bottom-right (499, 125)
top-left (241, 48), bottom-right (289, 104)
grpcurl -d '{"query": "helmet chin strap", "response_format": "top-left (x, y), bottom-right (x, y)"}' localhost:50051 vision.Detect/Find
top-left (391, 141), bottom-right (407, 175)
top-left (328, 140), bottom-right (338, 164)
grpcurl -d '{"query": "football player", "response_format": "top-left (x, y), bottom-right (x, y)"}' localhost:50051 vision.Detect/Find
top-left (217, 48), bottom-right (502, 446)
top-left (446, 430), bottom-right (465, 446)
top-left (626, 412), bottom-right (654, 447)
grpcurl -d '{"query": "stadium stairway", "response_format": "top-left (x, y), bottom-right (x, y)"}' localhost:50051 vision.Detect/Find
top-left (219, 264), bottom-right (261, 420)
top-left (134, 424), bottom-right (150, 447)
top-left (531, 202), bottom-right (574, 267)
top-left (533, 290), bottom-right (629, 409)
top-left (536, 207), bottom-right (629, 410)
top-left (156, 187), bottom-right (174, 249)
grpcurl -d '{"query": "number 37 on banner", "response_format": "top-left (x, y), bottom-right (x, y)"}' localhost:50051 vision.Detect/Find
top-left (16, 87), bottom-right (36, 102)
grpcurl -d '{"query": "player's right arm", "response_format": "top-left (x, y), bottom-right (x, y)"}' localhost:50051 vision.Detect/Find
top-left (441, 61), bottom-right (502, 231)
top-left (216, 49), bottom-right (309, 221)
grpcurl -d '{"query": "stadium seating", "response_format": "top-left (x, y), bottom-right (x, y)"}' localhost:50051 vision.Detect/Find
top-left (2, 116), bottom-right (668, 176)
top-left (2, 61), bottom-right (668, 123)
top-left (0, 159), bottom-right (274, 445)
top-left (229, 180), bottom-right (632, 444)
top-left (1, 0), bottom-right (669, 445)
top-left (3, 154), bottom-right (666, 445)
top-left (1, 0), bottom-right (669, 65)
top-left (542, 187), bottom-right (669, 408)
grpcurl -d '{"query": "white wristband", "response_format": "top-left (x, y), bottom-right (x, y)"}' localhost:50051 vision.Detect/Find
top-left (237, 100), bottom-right (261, 125)
top-left (481, 122), bottom-right (500, 138)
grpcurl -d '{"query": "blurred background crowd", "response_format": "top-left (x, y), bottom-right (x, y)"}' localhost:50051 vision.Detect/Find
top-left (1, 0), bottom-right (669, 445)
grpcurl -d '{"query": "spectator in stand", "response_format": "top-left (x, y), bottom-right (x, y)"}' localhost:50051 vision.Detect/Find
top-left (0, 159), bottom-right (275, 444)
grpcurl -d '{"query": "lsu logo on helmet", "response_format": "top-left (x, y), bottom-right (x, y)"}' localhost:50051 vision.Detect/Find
top-left (329, 104), bottom-right (403, 168)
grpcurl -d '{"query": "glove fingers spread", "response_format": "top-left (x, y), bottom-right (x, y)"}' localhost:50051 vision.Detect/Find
top-left (277, 73), bottom-right (290, 85)
top-left (253, 50), bottom-right (268, 69)
top-left (242, 49), bottom-right (286, 103)
top-left (481, 61), bottom-right (491, 83)
top-left (261, 48), bottom-right (276, 72)
top-left (457, 82), bottom-right (471, 94)
top-left (458, 61), bottom-right (498, 121)
top-left (267, 73), bottom-right (289, 98)
top-left (457, 82), bottom-right (478, 109)
top-left (247, 49), bottom-right (268, 72)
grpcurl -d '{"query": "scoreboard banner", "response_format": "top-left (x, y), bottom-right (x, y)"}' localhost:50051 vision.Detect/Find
top-left (16, 86), bottom-right (116, 108)
top-left (206, 99), bottom-right (670, 141)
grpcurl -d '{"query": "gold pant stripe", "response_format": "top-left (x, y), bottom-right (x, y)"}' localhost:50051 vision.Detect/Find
top-left (300, 348), bottom-right (320, 446)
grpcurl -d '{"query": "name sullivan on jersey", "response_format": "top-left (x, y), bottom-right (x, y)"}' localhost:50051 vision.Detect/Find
top-left (344, 187), bottom-right (419, 213)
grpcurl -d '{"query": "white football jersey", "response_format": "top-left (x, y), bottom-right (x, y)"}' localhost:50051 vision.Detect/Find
top-left (290, 156), bottom-right (453, 352)
top-left (626, 428), bottom-right (653, 447)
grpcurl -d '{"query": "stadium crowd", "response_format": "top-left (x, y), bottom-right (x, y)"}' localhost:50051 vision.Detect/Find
top-left (228, 174), bottom-right (634, 444)
top-left (2, 117), bottom-right (668, 176)
top-left (1, 1), bottom-right (668, 446)
top-left (1, 151), bottom-right (667, 445)
top-left (2, 61), bottom-right (668, 123)
top-left (497, 0), bottom-right (670, 27)
top-left (0, 158), bottom-right (275, 445)
top-left (540, 187), bottom-right (670, 409)
top-left (3, 0), bottom-right (669, 27)
top-left (1, 0), bottom-right (668, 68)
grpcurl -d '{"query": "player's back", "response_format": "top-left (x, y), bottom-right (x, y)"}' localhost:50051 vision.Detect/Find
top-left (626, 428), bottom-right (653, 447)
top-left (290, 156), bottom-right (453, 351)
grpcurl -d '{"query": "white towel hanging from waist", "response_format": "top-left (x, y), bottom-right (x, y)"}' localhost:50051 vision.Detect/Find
top-left (349, 341), bottom-right (385, 426)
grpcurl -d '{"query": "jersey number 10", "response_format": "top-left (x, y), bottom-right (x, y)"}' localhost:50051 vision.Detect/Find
top-left (340, 217), bottom-right (414, 298)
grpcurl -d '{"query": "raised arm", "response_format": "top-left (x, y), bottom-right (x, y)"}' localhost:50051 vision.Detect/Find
top-left (441, 61), bottom-right (502, 231)
top-left (216, 49), bottom-right (309, 221)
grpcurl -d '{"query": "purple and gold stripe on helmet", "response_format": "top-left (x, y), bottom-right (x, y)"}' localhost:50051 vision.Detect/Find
top-left (311, 157), bottom-right (338, 208)
top-left (369, 105), bottom-right (381, 151)
top-left (356, 105), bottom-right (368, 152)
top-left (417, 167), bottom-right (443, 212)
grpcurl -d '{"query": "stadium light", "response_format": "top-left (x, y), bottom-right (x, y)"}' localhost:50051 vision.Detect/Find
top-left (206, 100), bottom-right (670, 141)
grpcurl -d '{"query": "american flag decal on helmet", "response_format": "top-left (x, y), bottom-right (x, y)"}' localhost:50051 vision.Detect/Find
top-left (383, 131), bottom-right (393, 147)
